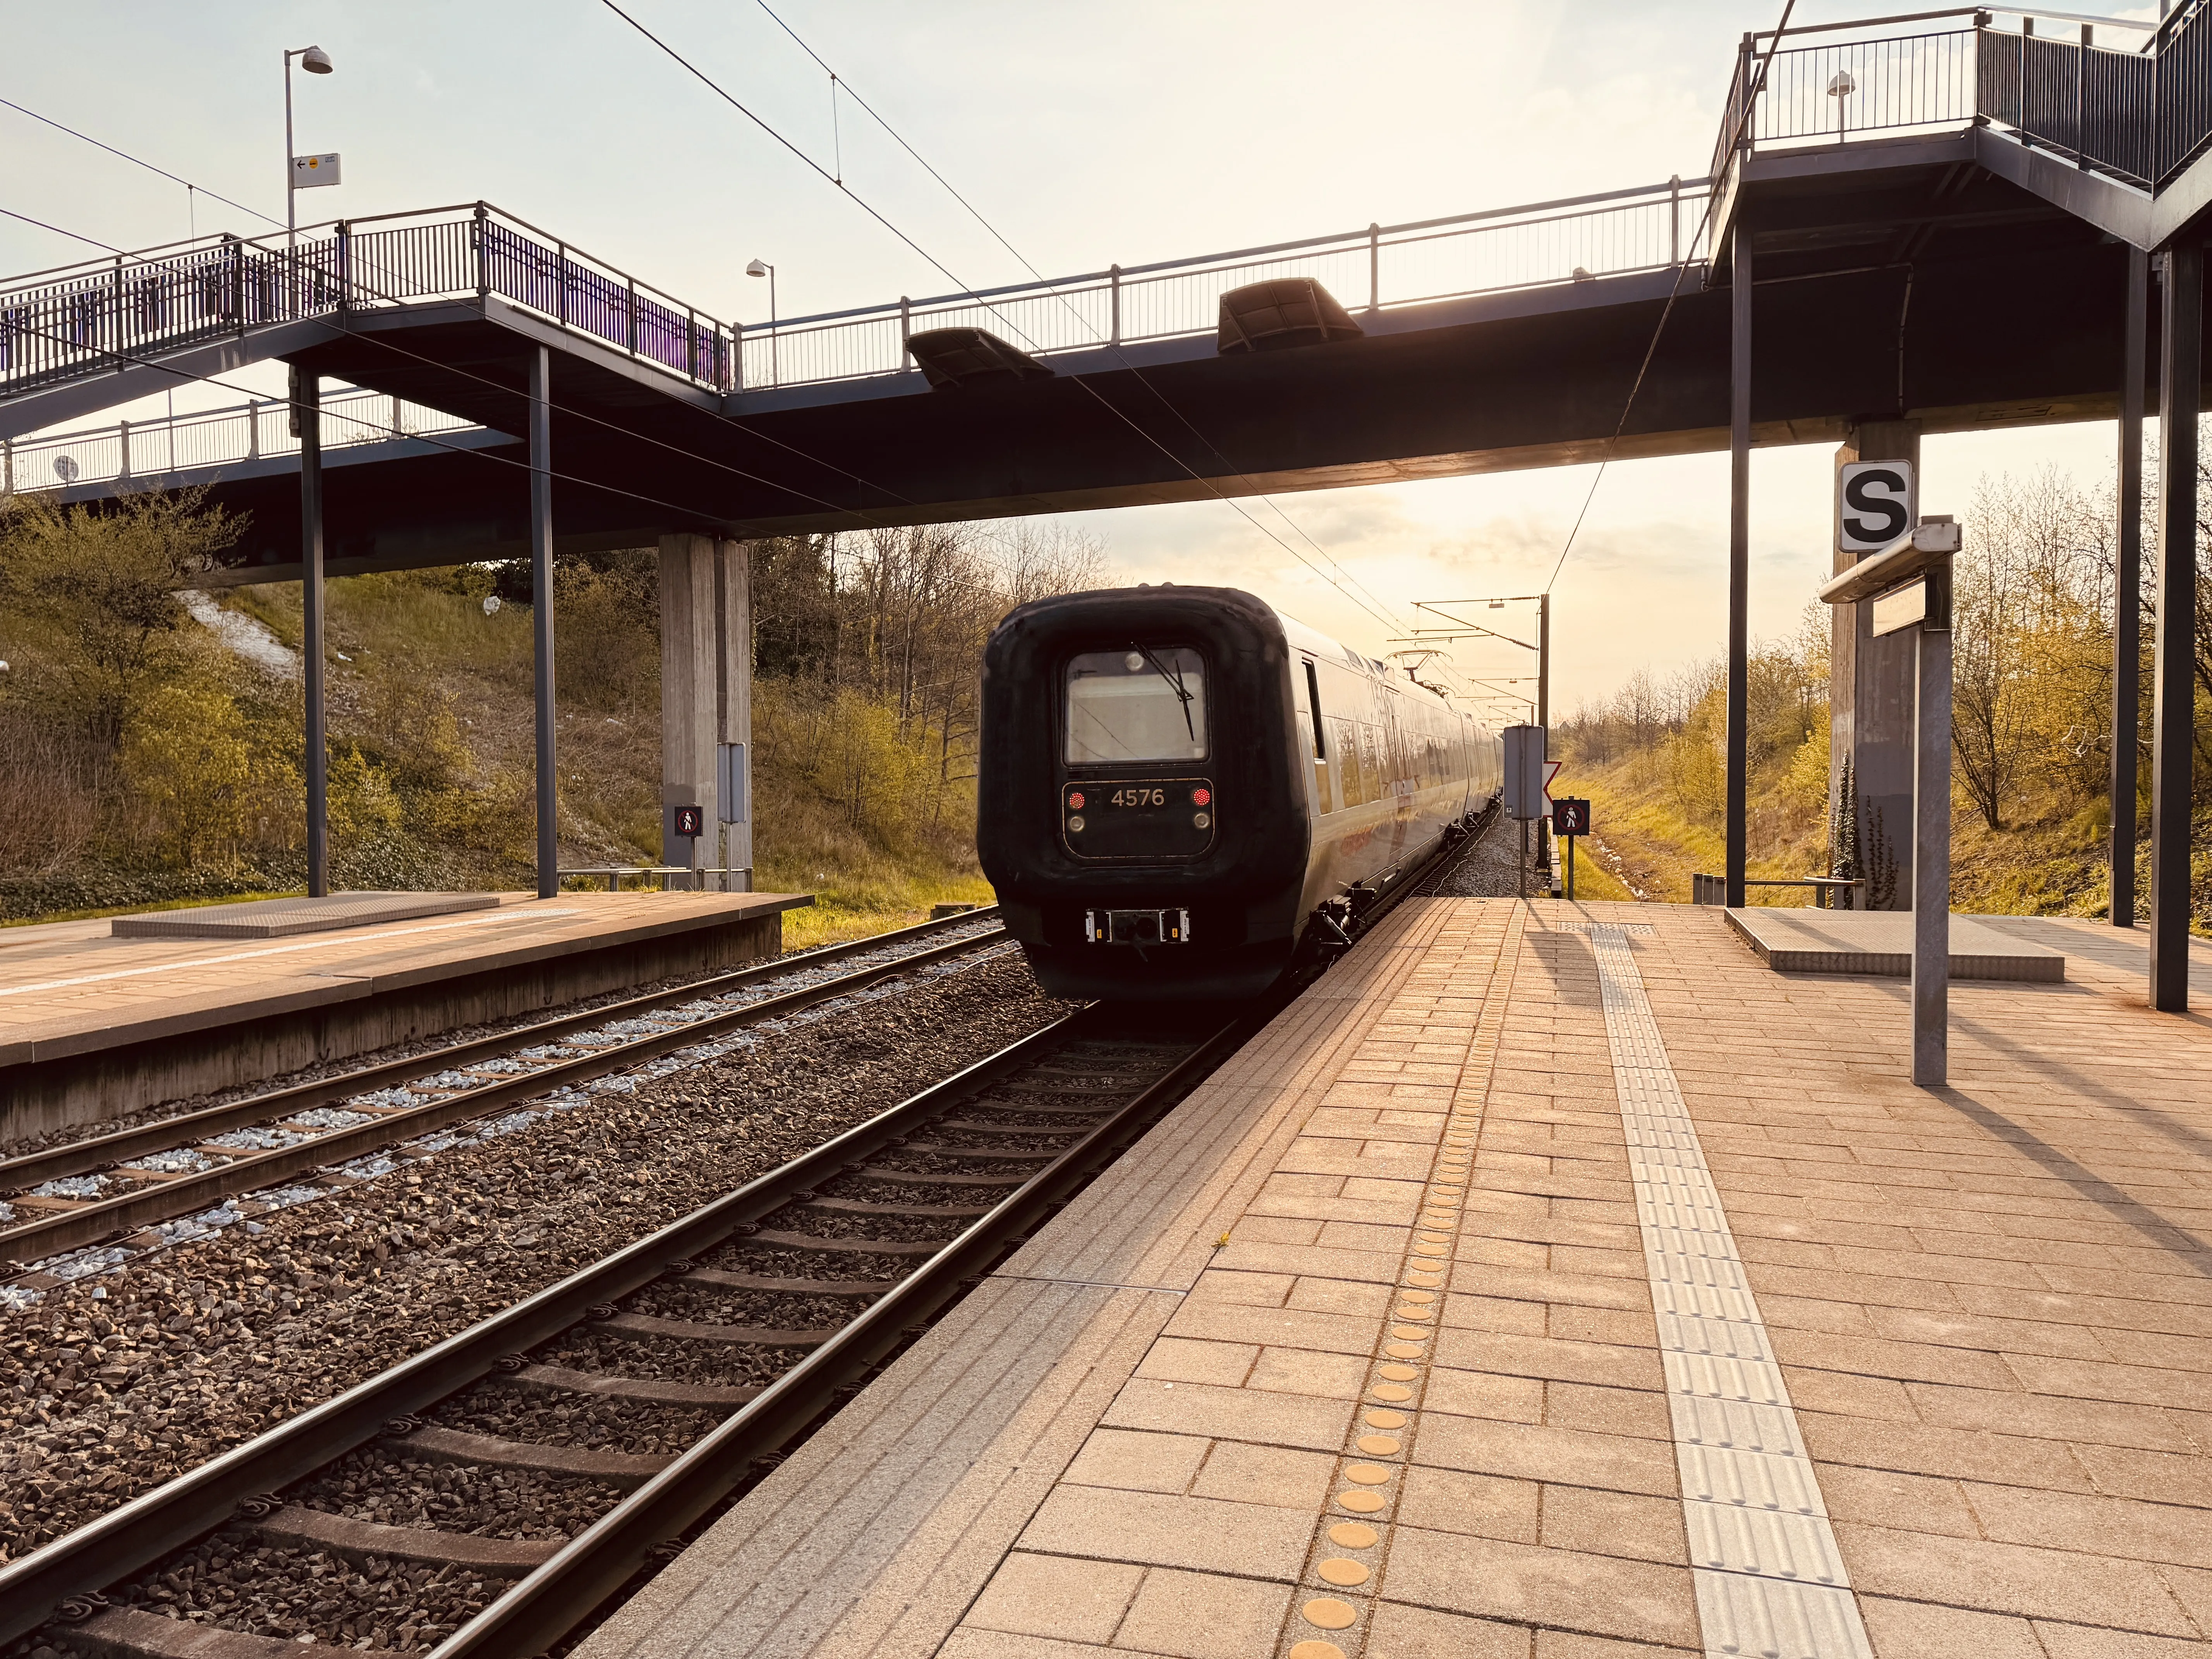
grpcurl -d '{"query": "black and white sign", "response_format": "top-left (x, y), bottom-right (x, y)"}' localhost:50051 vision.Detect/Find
top-left (291, 153), bottom-right (342, 188)
top-left (673, 804), bottom-right (704, 838)
top-left (1554, 797), bottom-right (1591, 836)
top-left (1837, 460), bottom-right (1915, 553)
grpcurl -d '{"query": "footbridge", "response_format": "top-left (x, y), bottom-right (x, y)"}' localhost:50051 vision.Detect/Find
top-left (1, 5), bottom-right (2206, 1001)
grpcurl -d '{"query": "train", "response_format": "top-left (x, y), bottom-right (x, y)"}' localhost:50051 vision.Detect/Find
top-left (977, 584), bottom-right (1504, 1000)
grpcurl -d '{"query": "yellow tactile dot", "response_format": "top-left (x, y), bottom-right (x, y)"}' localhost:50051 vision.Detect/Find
top-left (1418, 1232), bottom-right (1451, 1246)
top-left (1377, 1362), bottom-right (1419, 1382)
top-left (1317, 1558), bottom-right (1371, 1587)
top-left (1368, 1383), bottom-right (1413, 1402)
top-left (1357, 1434), bottom-right (1401, 1455)
top-left (1344, 1462), bottom-right (1395, 1485)
top-left (1304, 1598), bottom-right (1358, 1630)
top-left (1405, 1272), bottom-right (1442, 1287)
top-left (1400, 1289), bottom-right (1438, 1304)
top-left (1394, 1308), bottom-right (1435, 1324)
top-left (1363, 1409), bottom-right (1407, 1430)
top-left (1336, 1488), bottom-right (1386, 1512)
top-left (1390, 1323), bottom-right (1430, 1340)
top-left (1289, 1644), bottom-right (1346, 1659)
top-left (1329, 1522), bottom-right (1379, 1549)
top-left (1384, 1341), bottom-right (1424, 1360)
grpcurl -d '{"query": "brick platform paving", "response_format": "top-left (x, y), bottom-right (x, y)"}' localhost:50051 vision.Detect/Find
top-left (580, 899), bottom-right (2212, 1659)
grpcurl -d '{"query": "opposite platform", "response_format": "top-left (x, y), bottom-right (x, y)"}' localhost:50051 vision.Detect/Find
top-left (582, 898), bottom-right (2212, 1659)
top-left (0, 889), bottom-right (808, 1140)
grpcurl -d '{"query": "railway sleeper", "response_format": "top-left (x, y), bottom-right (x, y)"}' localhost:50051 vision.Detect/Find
top-left (852, 1164), bottom-right (1026, 1186)
top-left (71, 1602), bottom-right (358, 1659)
top-left (255, 1504), bottom-right (559, 1573)
top-left (742, 1227), bottom-right (940, 1254)
top-left (795, 1196), bottom-right (990, 1217)
top-left (491, 1361), bottom-right (761, 1407)
top-left (379, 1424), bottom-right (672, 1489)
top-left (594, 1310), bottom-right (838, 1347)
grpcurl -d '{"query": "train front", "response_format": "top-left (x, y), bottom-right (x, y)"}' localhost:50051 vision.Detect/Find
top-left (977, 586), bottom-right (1312, 1001)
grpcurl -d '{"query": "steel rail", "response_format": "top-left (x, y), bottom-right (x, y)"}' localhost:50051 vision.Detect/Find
top-left (428, 1004), bottom-right (1262, 1657)
top-left (0, 913), bottom-right (1006, 1266)
top-left (0, 1005), bottom-right (1103, 1646)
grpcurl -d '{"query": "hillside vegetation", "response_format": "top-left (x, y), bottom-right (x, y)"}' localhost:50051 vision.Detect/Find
top-left (1556, 465), bottom-right (2212, 929)
top-left (0, 489), bottom-right (1097, 939)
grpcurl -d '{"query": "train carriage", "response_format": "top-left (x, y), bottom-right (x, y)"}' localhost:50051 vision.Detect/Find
top-left (979, 585), bottom-right (1502, 1000)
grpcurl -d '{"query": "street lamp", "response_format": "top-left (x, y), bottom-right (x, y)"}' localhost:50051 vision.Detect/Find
top-left (284, 45), bottom-right (335, 252)
top-left (746, 258), bottom-right (776, 385)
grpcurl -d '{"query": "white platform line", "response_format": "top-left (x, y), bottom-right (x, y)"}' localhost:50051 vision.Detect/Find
top-left (1583, 923), bottom-right (1874, 1659)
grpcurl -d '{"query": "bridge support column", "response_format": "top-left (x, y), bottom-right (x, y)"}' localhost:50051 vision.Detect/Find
top-left (1829, 418), bottom-right (1922, 910)
top-left (2151, 243), bottom-right (2200, 1011)
top-left (296, 366), bottom-right (329, 899)
top-left (1726, 225), bottom-right (1750, 908)
top-left (659, 534), bottom-right (752, 888)
top-left (2114, 246), bottom-right (2148, 928)
top-left (531, 346), bottom-right (558, 899)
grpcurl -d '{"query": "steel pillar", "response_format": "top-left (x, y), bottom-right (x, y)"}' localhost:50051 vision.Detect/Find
top-left (1913, 620), bottom-right (1952, 1085)
top-left (1726, 223), bottom-right (1751, 908)
top-left (530, 345), bottom-right (558, 899)
top-left (296, 367), bottom-right (328, 899)
top-left (718, 539), bottom-right (754, 891)
top-left (2113, 246), bottom-right (2148, 927)
top-left (2150, 244), bottom-right (2200, 1011)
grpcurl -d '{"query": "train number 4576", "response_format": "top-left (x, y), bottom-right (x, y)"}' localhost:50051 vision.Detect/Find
top-left (1108, 787), bottom-right (1167, 807)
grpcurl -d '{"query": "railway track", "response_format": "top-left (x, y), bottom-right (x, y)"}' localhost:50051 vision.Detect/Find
top-left (0, 908), bottom-right (1008, 1289)
top-left (0, 998), bottom-right (1260, 1657)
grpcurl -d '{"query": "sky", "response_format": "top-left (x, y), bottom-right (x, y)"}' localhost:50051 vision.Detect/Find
top-left (0, 1), bottom-right (2157, 718)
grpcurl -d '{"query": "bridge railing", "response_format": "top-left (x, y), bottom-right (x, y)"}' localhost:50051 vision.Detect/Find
top-left (0, 204), bottom-right (739, 404)
top-left (0, 389), bottom-right (485, 496)
top-left (746, 178), bottom-right (1717, 391)
top-left (1711, 9), bottom-right (2211, 196)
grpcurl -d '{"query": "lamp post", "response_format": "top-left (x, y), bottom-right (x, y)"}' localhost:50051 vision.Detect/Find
top-left (746, 258), bottom-right (776, 385)
top-left (284, 45), bottom-right (335, 266)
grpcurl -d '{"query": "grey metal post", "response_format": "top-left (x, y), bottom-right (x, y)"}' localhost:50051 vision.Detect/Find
top-left (530, 345), bottom-right (558, 899)
top-left (1369, 223), bottom-right (1381, 312)
top-left (2113, 246), bottom-right (2147, 926)
top-left (2151, 242), bottom-right (2200, 1011)
top-left (297, 368), bottom-right (328, 898)
top-left (1913, 610), bottom-right (1951, 1085)
top-left (1726, 222), bottom-right (1753, 908)
top-left (1535, 592), bottom-right (1552, 875)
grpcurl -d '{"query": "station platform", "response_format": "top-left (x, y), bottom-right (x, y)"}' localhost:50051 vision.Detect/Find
top-left (581, 897), bottom-right (2212, 1659)
top-left (0, 888), bottom-right (807, 1142)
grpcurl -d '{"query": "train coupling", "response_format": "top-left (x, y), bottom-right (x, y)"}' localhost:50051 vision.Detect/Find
top-left (1085, 908), bottom-right (1192, 945)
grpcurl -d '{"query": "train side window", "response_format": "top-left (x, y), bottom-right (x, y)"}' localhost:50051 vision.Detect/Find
top-left (1304, 662), bottom-right (1327, 758)
top-left (1358, 723), bottom-right (1382, 804)
top-left (1331, 716), bottom-right (1361, 804)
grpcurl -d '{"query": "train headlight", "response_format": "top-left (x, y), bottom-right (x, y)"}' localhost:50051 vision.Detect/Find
top-left (1192, 787), bottom-right (1211, 806)
top-left (1193, 812), bottom-right (1211, 829)
top-left (1068, 814), bottom-right (1086, 831)
top-left (1068, 791), bottom-right (1085, 809)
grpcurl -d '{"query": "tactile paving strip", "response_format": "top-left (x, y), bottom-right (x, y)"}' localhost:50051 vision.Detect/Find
top-left (1273, 902), bottom-right (1525, 1659)
top-left (1584, 922), bottom-right (1874, 1659)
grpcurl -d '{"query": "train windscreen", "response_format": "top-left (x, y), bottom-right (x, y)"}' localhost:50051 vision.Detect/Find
top-left (1064, 647), bottom-right (1209, 763)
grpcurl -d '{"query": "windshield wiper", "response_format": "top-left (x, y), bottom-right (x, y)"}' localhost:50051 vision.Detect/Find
top-left (1136, 645), bottom-right (1196, 742)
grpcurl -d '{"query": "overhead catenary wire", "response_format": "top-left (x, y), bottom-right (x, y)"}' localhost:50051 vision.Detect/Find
top-left (0, 95), bottom-right (284, 231)
top-left (599, 0), bottom-right (1406, 637)
top-left (0, 100), bottom-right (957, 532)
top-left (1542, 0), bottom-right (1799, 595)
top-left (746, 0), bottom-right (1410, 635)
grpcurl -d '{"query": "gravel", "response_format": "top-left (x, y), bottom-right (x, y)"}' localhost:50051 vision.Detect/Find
top-left (294, 1447), bottom-right (624, 1540)
top-left (90, 1533), bottom-right (503, 1652)
top-left (431, 1388), bottom-right (721, 1457)
top-left (631, 1283), bottom-right (874, 1327)
top-left (0, 950), bottom-right (1071, 1565)
top-left (1426, 810), bottom-right (1546, 899)
top-left (709, 1243), bottom-right (914, 1283)
top-left (539, 1328), bottom-right (801, 1389)
top-left (772, 1208), bottom-right (970, 1242)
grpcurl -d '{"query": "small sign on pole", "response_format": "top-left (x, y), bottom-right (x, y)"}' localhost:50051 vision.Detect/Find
top-left (291, 153), bottom-right (342, 188)
top-left (1837, 460), bottom-right (1915, 553)
top-left (1553, 797), bottom-right (1591, 900)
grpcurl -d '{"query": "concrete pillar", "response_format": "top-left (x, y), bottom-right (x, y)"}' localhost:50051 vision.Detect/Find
top-left (717, 540), bottom-right (754, 890)
top-left (2113, 247), bottom-right (2148, 928)
top-left (530, 347), bottom-right (558, 898)
top-left (296, 366), bottom-right (329, 898)
top-left (659, 533), bottom-right (720, 879)
top-left (1830, 418), bottom-right (1922, 910)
